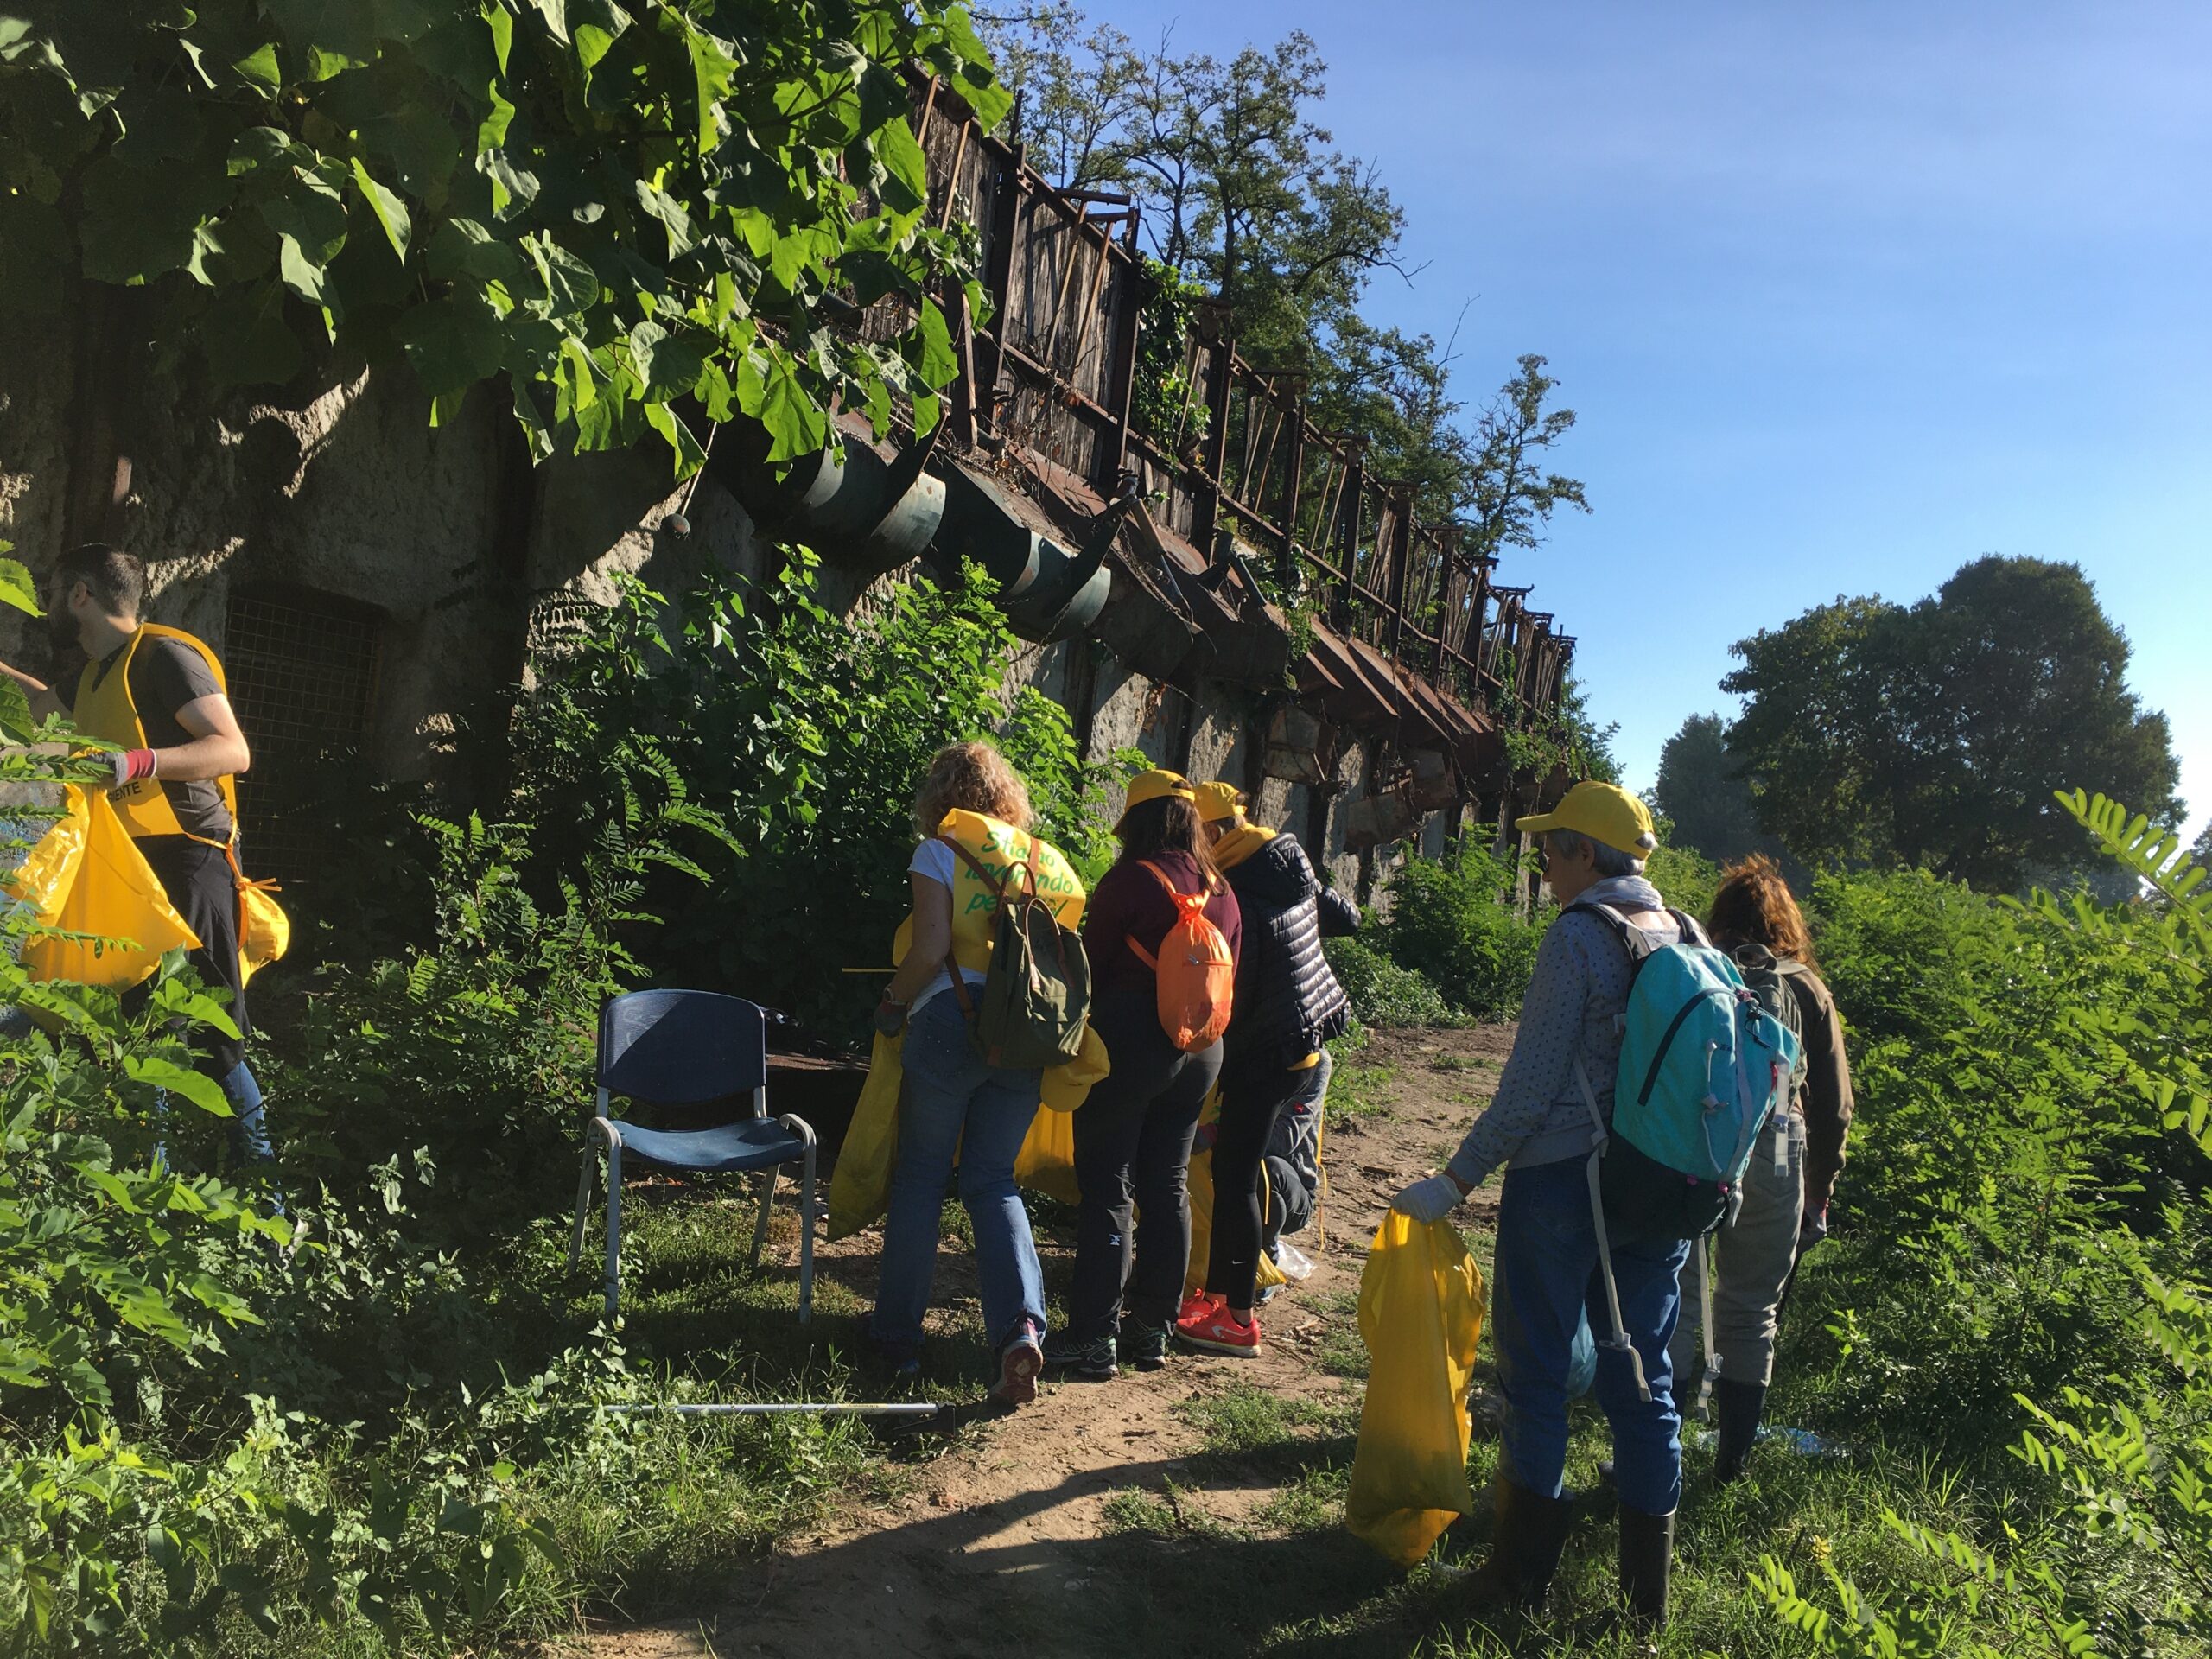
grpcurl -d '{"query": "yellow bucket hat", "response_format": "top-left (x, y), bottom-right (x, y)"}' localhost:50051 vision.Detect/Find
top-left (1192, 781), bottom-right (1246, 825)
top-left (1121, 769), bottom-right (1194, 816)
top-left (1515, 780), bottom-right (1659, 858)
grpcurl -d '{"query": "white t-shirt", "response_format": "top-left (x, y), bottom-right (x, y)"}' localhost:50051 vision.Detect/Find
top-left (909, 839), bottom-right (988, 1010)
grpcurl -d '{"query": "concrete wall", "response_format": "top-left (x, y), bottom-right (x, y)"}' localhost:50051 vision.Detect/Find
top-left (3, 341), bottom-right (1460, 902)
top-left (0, 338), bottom-right (760, 784)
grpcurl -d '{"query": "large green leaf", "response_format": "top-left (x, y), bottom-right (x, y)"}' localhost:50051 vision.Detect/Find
top-left (393, 287), bottom-right (505, 400)
top-left (0, 556), bottom-right (36, 618)
top-left (871, 111), bottom-right (929, 216)
top-left (423, 218), bottom-right (523, 283)
top-left (737, 350), bottom-right (828, 463)
top-left (633, 179), bottom-right (696, 259)
top-left (913, 296), bottom-right (957, 390)
top-left (79, 156), bottom-right (204, 284)
top-left (261, 179), bottom-right (349, 302)
top-left (350, 157), bottom-right (413, 261)
top-left (124, 1057), bottom-right (232, 1118)
top-left (525, 0), bottom-right (568, 44)
top-left (198, 283), bottom-right (307, 387)
top-left (683, 20), bottom-right (739, 151)
top-left (0, 678), bottom-right (32, 742)
top-left (232, 41), bottom-right (283, 94)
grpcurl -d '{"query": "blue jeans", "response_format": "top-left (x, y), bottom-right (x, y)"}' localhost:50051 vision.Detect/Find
top-left (1492, 1157), bottom-right (1692, 1516)
top-left (153, 1061), bottom-right (278, 1175)
top-left (870, 994), bottom-right (1047, 1351)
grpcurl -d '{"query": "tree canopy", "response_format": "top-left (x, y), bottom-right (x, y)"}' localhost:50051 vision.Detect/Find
top-left (982, 7), bottom-right (1588, 554)
top-left (1652, 712), bottom-right (1801, 881)
top-left (988, 12), bottom-right (1408, 365)
top-left (1722, 556), bottom-right (2181, 889)
top-left (0, 0), bottom-right (1014, 471)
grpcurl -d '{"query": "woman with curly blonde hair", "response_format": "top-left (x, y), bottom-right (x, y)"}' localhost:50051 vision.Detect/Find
top-left (1674, 854), bottom-right (1854, 1483)
top-left (871, 741), bottom-right (1069, 1406)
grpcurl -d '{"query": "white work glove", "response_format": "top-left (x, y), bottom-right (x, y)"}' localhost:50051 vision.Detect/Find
top-left (97, 747), bottom-right (156, 793)
top-left (1392, 1173), bottom-right (1465, 1224)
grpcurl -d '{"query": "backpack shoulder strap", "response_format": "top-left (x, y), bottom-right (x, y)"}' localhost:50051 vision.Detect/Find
top-left (1562, 899), bottom-right (1631, 940)
top-left (1564, 900), bottom-right (1650, 966)
top-left (1669, 909), bottom-right (1711, 948)
top-left (939, 835), bottom-right (1007, 901)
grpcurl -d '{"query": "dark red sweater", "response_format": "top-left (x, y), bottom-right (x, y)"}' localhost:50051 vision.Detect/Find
top-left (1083, 850), bottom-right (1243, 998)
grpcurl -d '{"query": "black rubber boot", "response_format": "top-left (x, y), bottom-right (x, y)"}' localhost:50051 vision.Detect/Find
top-left (1466, 1473), bottom-right (1575, 1615)
top-left (1618, 1505), bottom-right (1674, 1634)
top-left (1713, 1376), bottom-right (1769, 1484)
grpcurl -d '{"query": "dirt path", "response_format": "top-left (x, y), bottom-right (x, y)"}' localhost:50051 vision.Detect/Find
top-left (589, 1024), bottom-right (1514, 1659)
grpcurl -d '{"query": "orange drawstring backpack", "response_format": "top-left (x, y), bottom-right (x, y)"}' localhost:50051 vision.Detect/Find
top-left (1126, 860), bottom-right (1234, 1052)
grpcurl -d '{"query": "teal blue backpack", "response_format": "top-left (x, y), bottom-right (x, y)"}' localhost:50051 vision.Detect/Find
top-left (1569, 903), bottom-right (1802, 1398)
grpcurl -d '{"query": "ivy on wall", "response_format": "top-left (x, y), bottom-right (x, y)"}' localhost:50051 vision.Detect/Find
top-left (0, 1), bottom-right (1013, 470)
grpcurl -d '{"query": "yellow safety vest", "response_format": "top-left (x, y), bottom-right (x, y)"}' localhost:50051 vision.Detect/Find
top-left (72, 624), bottom-right (239, 844)
top-left (69, 623), bottom-right (289, 983)
top-left (891, 808), bottom-right (1088, 974)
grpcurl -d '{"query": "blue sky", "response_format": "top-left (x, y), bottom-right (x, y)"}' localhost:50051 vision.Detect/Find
top-left (1090, 2), bottom-right (2212, 842)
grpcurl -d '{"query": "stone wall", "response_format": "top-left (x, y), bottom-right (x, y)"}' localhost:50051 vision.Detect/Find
top-left (3, 344), bottom-right (1467, 906)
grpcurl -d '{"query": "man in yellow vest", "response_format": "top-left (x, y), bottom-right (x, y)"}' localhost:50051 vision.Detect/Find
top-left (0, 543), bottom-right (273, 1173)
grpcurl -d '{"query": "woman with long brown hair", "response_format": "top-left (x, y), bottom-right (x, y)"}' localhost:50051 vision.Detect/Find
top-left (870, 741), bottom-right (1084, 1406)
top-left (1675, 855), bottom-right (1855, 1481)
top-left (1043, 771), bottom-right (1242, 1381)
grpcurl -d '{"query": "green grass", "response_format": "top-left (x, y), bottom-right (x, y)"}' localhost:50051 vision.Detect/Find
top-left (1181, 1380), bottom-right (1347, 1460)
top-left (1258, 1462), bottom-right (1351, 1532)
top-left (1102, 1477), bottom-right (1243, 1540)
top-left (1312, 1288), bottom-right (1370, 1380)
top-left (1327, 1062), bottom-right (1401, 1123)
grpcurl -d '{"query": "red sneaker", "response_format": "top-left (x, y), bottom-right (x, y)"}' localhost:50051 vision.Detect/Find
top-left (1177, 1290), bottom-right (1220, 1327)
top-left (1176, 1301), bottom-right (1261, 1358)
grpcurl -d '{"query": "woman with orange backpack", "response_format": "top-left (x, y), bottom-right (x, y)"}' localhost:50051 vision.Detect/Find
top-left (1043, 771), bottom-right (1241, 1381)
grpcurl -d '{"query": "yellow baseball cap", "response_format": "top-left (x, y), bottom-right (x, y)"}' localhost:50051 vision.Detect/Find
top-left (1515, 780), bottom-right (1659, 858)
top-left (1121, 769), bottom-right (1195, 815)
top-left (1192, 781), bottom-right (1246, 824)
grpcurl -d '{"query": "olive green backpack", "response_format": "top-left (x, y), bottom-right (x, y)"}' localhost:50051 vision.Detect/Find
top-left (940, 837), bottom-right (1092, 1069)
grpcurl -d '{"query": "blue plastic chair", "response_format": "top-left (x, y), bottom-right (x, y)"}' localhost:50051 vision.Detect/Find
top-left (567, 990), bottom-right (817, 1322)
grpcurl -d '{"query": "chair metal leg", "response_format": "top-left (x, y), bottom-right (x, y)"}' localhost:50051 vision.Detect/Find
top-left (798, 1141), bottom-right (817, 1325)
top-left (747, 1168), bottom-right (778, 1271)
top-left (569, 1143), bottom-right (597, 1272)
top-left (779, 1115), bottom-right (818, 1326)
top-left (603, 1141), bottom-right (623, 1321)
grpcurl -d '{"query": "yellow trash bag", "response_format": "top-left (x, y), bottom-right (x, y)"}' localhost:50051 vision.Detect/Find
top-left (1013, 1103), bottom-right (1080, 1205)
top-left (1184, 1084), bottom-right (1287, 1297)
top-left (1345, 1211), bottom-right (1486, 1567)
top-left (828, 1029), bottom-right (905, 1241)
top-left (5, 784), bottom-right (200, 990)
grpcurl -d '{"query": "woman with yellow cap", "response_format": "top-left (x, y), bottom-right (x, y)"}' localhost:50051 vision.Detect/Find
top-left (1042, 771), bottom-right (1242, 1381)
top-left (1390, 780), bottom-right (1692, 1632)
top-left (1176, 782), bottom-right (1358, 1358)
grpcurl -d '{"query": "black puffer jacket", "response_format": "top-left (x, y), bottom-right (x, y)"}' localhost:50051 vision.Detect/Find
top-left (1220, 831), bottom-right (1358, 1074)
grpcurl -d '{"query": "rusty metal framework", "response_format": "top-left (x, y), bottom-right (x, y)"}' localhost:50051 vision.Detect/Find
top-left (712, 79), bottom-right (1581, 813)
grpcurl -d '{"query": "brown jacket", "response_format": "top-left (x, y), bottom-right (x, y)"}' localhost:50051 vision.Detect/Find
top-left (1781, 963), bottom-right (1854, 1215)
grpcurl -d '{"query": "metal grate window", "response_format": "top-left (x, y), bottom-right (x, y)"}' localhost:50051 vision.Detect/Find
top-left (223, 587), bottom-right (383, 886)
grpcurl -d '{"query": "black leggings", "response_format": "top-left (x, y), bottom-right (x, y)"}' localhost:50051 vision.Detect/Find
top-left (1066, 992), bottom-right (1221, 1340)
top-left (1204, 1062), bottom-right (1305, 1309)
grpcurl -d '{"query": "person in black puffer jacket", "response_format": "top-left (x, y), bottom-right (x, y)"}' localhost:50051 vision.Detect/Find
top-left (1175, 782), bottom-right (1359, 1357)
